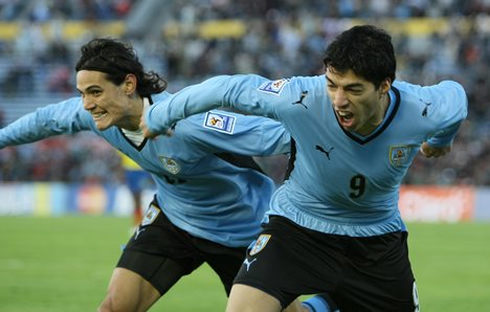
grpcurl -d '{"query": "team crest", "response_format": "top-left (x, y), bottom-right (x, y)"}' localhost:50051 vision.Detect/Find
top-left (203, 111), bottom-right (236, 134)
top-left (142, 204), bottom-right (160, 226)
top-left (249, 234), bottom-right (271, 256)
top-left (258, 78), bottom-right (290, 95)
top-left (159, 156), bottom-right (181, 174)
top-left (389, 145), bottom-right (411, 167)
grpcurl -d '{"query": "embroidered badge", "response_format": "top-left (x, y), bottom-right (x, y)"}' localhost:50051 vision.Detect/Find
top-left (249, 234), bottom-right (271, 256)
top-left (389, 145), bottom-right (412, 167)
top-left (159, 156), bottom-right (181, 174)
top-left (258, 78), bottom-right (290, 95)
top-left (142, 204), bottom-right (160, 226)
top-left (203, 111), bottom-right (236, 134)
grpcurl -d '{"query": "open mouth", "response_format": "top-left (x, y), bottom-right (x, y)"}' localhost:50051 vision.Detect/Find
top-left (92, 112), bottom-right (108, 120)
top-left (337, 111), bottom-right (353, 120)
top-left (336, 110), bottom-right (355, 129)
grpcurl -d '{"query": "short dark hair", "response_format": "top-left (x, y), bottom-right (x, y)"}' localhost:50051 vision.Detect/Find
top-left (323, 25), bottom-right (396, 89)
top-left (75, 38), bottom-right (167, 96)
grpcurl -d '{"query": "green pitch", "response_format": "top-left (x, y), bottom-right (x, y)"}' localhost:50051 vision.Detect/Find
top-left (0, 217), bottom-right (489, 311)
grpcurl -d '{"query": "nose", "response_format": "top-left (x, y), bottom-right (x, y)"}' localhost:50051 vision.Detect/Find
top-left (82, 96), bottom-right (95, 110)
top-left (332, 89), bottom-right (348, 107)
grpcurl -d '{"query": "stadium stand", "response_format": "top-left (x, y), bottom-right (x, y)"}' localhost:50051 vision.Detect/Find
top-left (0, 0), bottom-right (489, 185)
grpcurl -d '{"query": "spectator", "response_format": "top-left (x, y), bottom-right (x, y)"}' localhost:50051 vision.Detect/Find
top-left (0, 0), bottom-right (489, 186)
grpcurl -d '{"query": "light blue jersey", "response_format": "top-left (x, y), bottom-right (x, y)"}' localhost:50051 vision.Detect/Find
top-left (0, 92), bottom-right (291, 247)
top-left (146, 74), bottom-right (468, 237)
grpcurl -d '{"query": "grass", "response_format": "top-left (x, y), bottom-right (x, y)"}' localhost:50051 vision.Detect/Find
top-left (407, 222), bottom-right (490, 311)
top-left (0, 217), bottom-right (489, 311)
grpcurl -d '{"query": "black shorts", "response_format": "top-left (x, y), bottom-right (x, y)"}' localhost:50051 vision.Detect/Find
top-left (234, 216), bottom-right (419, 312)
top-left (117, 197), bottom-right (247, 296)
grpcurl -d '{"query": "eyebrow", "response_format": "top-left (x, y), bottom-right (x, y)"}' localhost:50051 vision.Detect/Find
top-left (77, 85), bottom-right (102, 93)
top-left (326, 77), bottom-right (365, 89)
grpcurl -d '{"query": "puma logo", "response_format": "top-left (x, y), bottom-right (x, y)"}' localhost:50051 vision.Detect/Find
top-left (315, 145), bottom-right (334, 160)
top-left (420, 99), bottom-right (432, 117)
top-left (292, 91), bottom-right (308, 109)
top-left (243, 258), bottom-right (257, 271)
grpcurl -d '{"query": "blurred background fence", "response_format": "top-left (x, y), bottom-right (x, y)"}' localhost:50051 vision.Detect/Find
top-left (0, 0), bottom-right (489, 219)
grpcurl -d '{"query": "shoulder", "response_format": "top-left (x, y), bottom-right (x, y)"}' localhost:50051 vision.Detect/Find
top-left (149, 91), bottom-right (171, 103)
top-left (393, 80), bottom-right (467, 128)
top-left (394, 80), bottom-right (467, 112)
top-left (393, 80), bottom-right (466, 101)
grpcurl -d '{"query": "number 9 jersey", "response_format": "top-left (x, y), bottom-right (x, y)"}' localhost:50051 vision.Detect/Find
top-left (146, 74), bottom-right (468, 237)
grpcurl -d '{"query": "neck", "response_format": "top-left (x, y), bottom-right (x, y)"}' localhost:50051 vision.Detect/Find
top-left (124, 97), bottom-right (145, 131)
top-left (376, 92), bottom-right (390, 123)
top-left (357, 93), bottom-right (390, 136)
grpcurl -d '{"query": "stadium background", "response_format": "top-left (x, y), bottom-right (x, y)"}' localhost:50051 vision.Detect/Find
top-left (1, 0), bottom-right (489, 220)
top-left (0, 1), bottom-right (489, 311)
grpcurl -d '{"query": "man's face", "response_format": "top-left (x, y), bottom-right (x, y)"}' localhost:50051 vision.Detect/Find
top-left (76, 70), bottom-right (133, 131)
top-left (325, 67), bottom-right (390, 136)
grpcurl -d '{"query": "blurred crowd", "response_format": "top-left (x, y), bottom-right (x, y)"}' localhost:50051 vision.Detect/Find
top-left (0, 0), bottom-right (489, 185)
top-left (0, 0), bottom-right (135, 21)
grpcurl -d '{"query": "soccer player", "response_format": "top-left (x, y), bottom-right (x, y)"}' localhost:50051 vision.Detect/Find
top-left (0, 38), bottom-right (307, 312)
top-left (142, 25), bottom-right (468, 312)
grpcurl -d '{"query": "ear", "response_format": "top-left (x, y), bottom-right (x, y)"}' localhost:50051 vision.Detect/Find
top-left (124, 74), bottom-right (137, 95)
top-left (379, 78), bottom-right (391, 95)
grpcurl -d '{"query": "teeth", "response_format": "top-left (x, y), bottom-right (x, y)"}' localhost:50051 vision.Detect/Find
top-left (93, 112), bottom-right (107, 118)
top-left (337, 111), bottom-right (353, 120)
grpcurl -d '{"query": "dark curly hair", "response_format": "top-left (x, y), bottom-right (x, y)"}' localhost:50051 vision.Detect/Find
top-left (75, 38), bottom-right (167, 96)
top-left (323, 25), bottom-right (396, 89)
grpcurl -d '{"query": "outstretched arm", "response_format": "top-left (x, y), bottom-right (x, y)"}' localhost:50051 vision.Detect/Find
top-left (0, 98), bottom-right (91, 148)
top-left (142, 74), bottom-right (276, 138)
